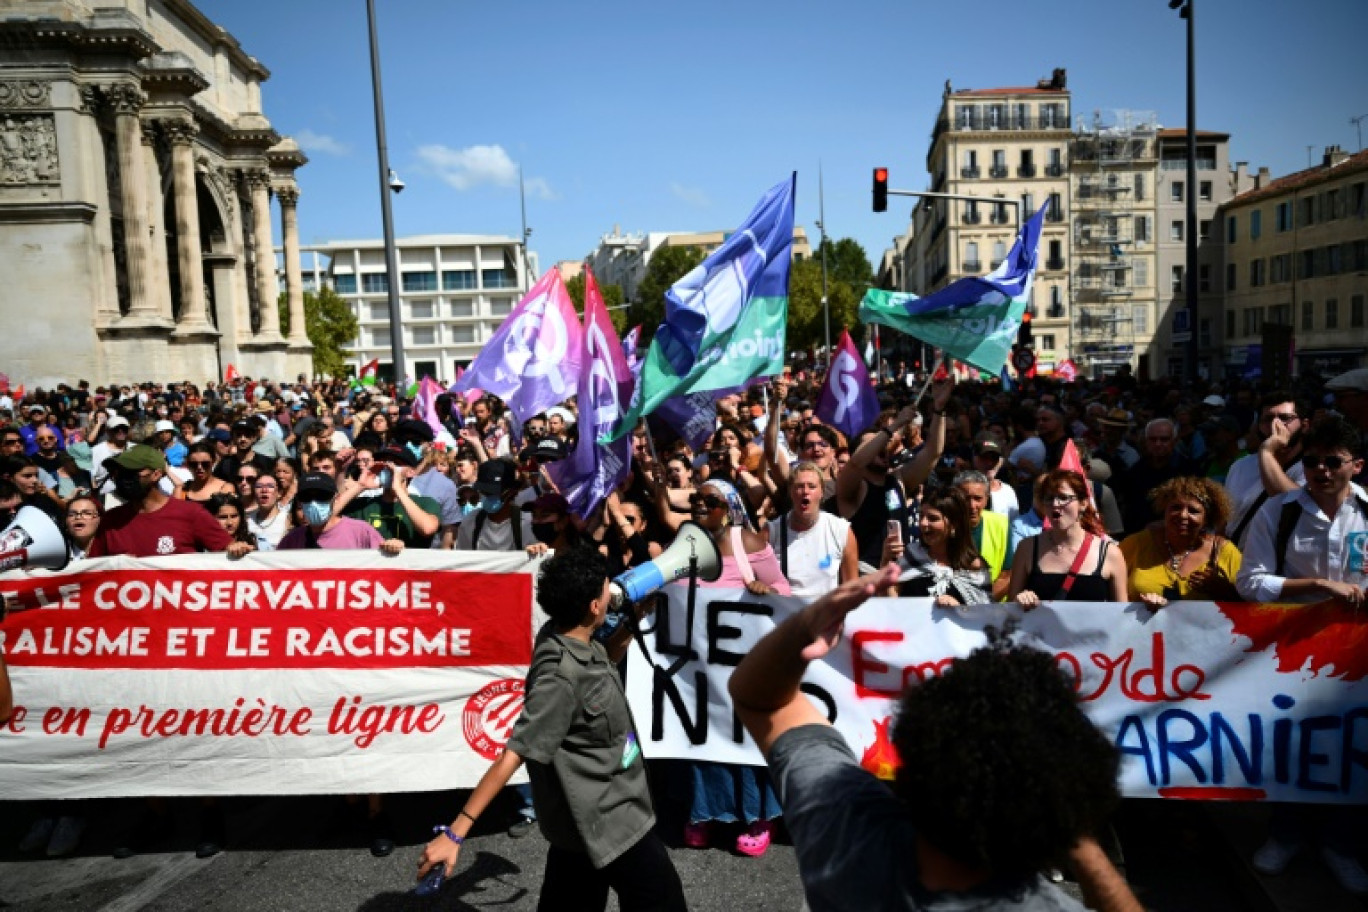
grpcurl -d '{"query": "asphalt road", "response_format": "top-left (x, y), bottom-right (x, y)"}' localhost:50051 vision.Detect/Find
top-left (3, 792), bottom-right (1365, 911)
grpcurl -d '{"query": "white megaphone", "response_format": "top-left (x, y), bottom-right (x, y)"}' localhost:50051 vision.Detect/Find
top-left (0, 505), bottom-right (70, 575)
top-left (609, 521), bottom-right (721, 608)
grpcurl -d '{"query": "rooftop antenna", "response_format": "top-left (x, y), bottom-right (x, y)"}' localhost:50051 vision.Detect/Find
top-left (1352, 114), bottom-right (1366, 152)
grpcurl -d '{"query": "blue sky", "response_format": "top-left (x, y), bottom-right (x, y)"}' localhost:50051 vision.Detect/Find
top-left (206, 0), bottom-right (1366, 274)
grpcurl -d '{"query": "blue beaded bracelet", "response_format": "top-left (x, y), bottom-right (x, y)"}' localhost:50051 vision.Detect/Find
top-left (434, 825), bottom-right (464, 845)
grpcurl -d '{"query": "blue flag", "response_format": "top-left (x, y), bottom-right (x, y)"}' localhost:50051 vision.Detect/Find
top-left (609, 176), bottom-right (795, 440)
top-left (859, 203), bottom-right (1048, 376)
top-left (1000, 364), bottom-right (1014, 391)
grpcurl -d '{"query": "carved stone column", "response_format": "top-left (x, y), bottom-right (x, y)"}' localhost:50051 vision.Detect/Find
top-left (165, 119), bottom-right (215, 333)
top-left (277, 185), bottom-right (310, 346)
top-left (141, 121), bottom-right (174, 324)
top-left (107, 83), bottom-right (162, 324)
top-left (245, 169), bottom-right (283, 342)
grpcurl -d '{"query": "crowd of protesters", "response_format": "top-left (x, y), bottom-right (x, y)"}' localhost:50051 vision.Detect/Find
top-left (3, 358), bottom-right (1368, 906)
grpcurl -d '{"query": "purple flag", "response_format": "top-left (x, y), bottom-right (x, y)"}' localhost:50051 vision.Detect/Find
top-left (412, 376), bottom-right (446, 440)
top-left (451, 270), bottom-right (583, 424)
top-left (548, 268), bottom-right (634, 518)
top-left (656, 391), bottom-right (719, 452)
top-left (622, 325), bottom-right (642, 377)
top-left (816, 329), bottom-right (880, 439)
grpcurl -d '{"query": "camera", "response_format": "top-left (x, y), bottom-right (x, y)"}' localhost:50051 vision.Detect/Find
top-left (388, 169), bottom-right (405, 194)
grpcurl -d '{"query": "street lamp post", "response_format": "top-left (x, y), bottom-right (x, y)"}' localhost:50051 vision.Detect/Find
top-left (818, 163), bottom-right (831, 367)
top-left (366, 0), bottom-right (405, 388)
top-left (1171, 0), bottom-right (1199, 382)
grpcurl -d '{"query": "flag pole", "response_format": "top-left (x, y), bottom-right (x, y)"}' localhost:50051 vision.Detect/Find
top-left (909, 353), bottom-right (947, 408)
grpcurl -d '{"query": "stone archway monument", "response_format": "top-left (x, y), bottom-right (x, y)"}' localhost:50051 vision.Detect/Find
top-left (0, 1), bottom-right (311, 387)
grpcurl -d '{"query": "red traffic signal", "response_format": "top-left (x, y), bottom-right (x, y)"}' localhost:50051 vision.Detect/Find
top-left (872, 168), bottom-right (888, 212)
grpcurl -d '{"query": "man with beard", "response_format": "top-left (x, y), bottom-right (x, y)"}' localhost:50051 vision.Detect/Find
top-left (88, 445), bottom-right (247, 558)
top-left (1224, 391), bottom-right (1306, 547)
top-left (835, 377), bottom-right (953, 569)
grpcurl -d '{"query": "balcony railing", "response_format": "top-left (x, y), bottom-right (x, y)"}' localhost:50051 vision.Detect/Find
top-left (1045, 257), bottom-right (1065, 271)
top-left (960, 166), bottom-right (980, 179)
top-left (1017, 164), bottom-right (1037, 178)
top-left (963, 260), bottom-right (982, 273)
top-left (989, 210), bottom-right (1011, 224)
top-left (989, 165), bottom-right (1009, 178)
top-left (1045, 208), bottom-right (1065, 223)
top-left (1048, 305), bottom-right (1066, 319)
top-left (962, 210), bottom-right (982, 224)
top-left (1045, 163), bottom-right (1065, 177)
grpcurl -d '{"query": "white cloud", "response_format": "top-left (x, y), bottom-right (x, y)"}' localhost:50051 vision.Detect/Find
top-left (670, 182), bottom-right (710, 208)
top-left (294, 129), bottom-right (349, 156)
top-left (414, 143), bottom-right (555, 202)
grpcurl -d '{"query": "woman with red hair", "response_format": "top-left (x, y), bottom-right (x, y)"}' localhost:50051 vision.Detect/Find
top-left (1008, 469), bottom-right (1127, 608)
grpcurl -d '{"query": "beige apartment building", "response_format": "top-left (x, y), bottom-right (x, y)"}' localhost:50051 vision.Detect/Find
top-left (901, 72), bottom-right (1073, 370)
top-left (1220, 146), bottom-right (1368, 379)
top-left (1069, 111), bottom-right (1159, 379)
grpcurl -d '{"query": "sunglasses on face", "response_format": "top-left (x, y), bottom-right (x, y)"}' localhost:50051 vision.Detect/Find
top-left (189, 460), bottom-right (213, 469)
top-left (238, 475), bottom-right (258, 484)
top-left (689, 493), bottom-right (727, 511)
top-left (1303, 454), bottom-right (1355, 471)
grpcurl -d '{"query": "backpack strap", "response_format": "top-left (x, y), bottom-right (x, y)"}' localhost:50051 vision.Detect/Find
top-left (778, 515), bottom-right (789, 577)
top-left (1274, 499), bottom-right (1304, 578)
top-left (471, 510), bottom-right (488, 551)
top-left (1231, 490), bottom-right (1270, 548)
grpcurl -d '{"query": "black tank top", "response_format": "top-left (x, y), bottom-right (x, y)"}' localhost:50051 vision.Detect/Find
top-left (848, 475), bottom-right (908, 568)
top-left (1024, 536), bottom-right (1112, 601)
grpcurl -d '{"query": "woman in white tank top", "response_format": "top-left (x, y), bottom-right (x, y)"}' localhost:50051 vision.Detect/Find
top-left (775, 462), bottom-right (859, 599)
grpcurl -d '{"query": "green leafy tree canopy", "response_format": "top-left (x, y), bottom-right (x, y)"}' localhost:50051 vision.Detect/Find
top-left (279, 286), bottom-right (359, 379)
top-left (565, 272), bottom-right (628, 334)
top-left (631, 245), bottom-right (704, 334)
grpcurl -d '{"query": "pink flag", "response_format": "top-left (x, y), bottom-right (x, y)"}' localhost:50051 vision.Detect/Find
top-left (451, 269), bottom-right (583, 424)
top-left (1055, 359), bottom-right (1078, 382)
top-left (1058, 439), bottom-right (1096, 512)
top-left (413, 376), bottom-right (446, 439)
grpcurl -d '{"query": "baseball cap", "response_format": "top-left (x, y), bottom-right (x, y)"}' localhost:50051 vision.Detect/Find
top-left (106, 444), bottom-right (166, 473)
top-left (207, 428), bottom-right (231, 444)
top-left (1201, 394), bottom-right (1225, 408)
top-left (106, 416), bottom-right (130, 430)
top-left (376, 446), bottom-right (418, 469)
top-left (973, 432), bottom-right (1003, 454)
top-left (231, 419), bottom-right (257, 436)
top-left (1326, 368), bottom-right (1368, 393)
top-left (154, 419), bottom-right (176, 434)
top-left (520, 437), bottom-right (568, 464)
top-left (27, 404), bottom-right (45, 414)
top-left (475, 459), bottom-right (519, 496)
top-left (393, 418), bottom-right (435, 444)
top-left (297, 472), bottom-right (337, 500)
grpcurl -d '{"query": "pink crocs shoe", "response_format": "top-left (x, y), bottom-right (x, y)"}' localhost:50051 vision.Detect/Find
top-left (736, 820), bottom-right (772, 857)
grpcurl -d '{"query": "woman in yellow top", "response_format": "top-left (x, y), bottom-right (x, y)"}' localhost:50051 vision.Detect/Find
top-left (1119, 476), bottom-right (1242, 608)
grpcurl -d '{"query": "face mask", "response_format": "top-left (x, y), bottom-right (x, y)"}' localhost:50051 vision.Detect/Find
top-left (406, 442), bottom-right (424, 462)
top-left (460, 502), bottom-right (479, 517)
top-left (531, 522), bottom-right (558, 545)
top-left (114, 473), bottom-right (149, 503)
top-left (301, 500), bottom-right (332, 525)
top-left (480, 494), bottom-right (505, 514)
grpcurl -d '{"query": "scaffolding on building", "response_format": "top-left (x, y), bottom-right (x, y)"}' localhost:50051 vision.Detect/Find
top-left (1070, 110), bottom-right (1157, 378)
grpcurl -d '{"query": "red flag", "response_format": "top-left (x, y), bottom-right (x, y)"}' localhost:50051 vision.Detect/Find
top-left (12, 384), bottom-right (24, 403)
top-left (224, 363), bottom-right (240, 383)
top-left (0, 373), bottom-right (9, 393)
top-left (932, 361), bottom-right (950, 381)
top-left (1055, 359), bottom-right (1078, 382)
top-left (1058, 439), bottom-right (1096, 512)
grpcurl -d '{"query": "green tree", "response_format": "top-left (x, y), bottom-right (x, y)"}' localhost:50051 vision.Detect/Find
top-left (279, 286), bottom-right (359, 379)
top-left (631, 245), bottom-right (704, 332)
top-left (813, 237), bottom-right (875, 288)
top-left (565, 272), bottom-right (628, 334)
top-left (786, 258), bottom-right (859, 353)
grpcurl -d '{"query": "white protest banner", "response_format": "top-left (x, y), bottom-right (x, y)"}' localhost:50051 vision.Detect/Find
top-left (626, 586), bottom-right (1368, 804)
top-left (0, 550), bottom-right (541, 799)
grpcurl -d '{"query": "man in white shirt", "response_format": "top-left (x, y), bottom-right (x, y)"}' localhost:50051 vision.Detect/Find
top-left (89, 416), bottom-right (131, 499)
top-left (1236, 417), bottom-right (1368, 893)
top-left (1224, 392), bottom-right (1306, 546)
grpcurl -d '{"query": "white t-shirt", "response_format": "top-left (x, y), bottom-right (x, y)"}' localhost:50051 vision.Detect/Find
top-left (248, 507), bottom-right (291, 551)
top-left (774, 510), bottom-right (850, 600)
top-left (455, 509), bottom-right (535, 552)
top-left (989, 481), bottom-right (1020, 525)
top-left (1224, 452), bottom-right (1305, 541)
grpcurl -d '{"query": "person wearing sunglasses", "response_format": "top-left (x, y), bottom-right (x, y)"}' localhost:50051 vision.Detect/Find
top-left (1237, 417), bottom-right (1368, 894)
top-left (1223, 391), bottom-right (1308, 547)
top-left (180, 442), bottom-right (235, 504)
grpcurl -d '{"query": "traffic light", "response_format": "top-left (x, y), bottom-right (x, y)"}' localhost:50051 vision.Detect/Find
top-left (1017, 310), bottom-right (1034, 348)
top-left (872, 167), bottom-right (888, 212)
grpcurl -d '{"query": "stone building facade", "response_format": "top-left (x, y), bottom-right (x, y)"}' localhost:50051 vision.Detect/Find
top-left (0, 1), bottom-right (310, 388)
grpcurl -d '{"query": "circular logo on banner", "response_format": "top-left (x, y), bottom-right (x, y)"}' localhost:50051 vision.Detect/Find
top-left (1012, 348), bottom-right (1036, 373)
top-left (463, 678), bottom-right (525, 760)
